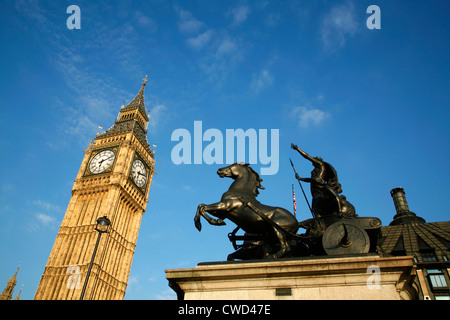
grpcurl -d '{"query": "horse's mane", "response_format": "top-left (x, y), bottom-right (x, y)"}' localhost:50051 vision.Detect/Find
top-left (237, 163), bottom-right (265, 196)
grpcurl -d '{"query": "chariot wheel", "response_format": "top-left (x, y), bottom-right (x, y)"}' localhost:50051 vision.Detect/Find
top-left (322, 221), bottom-right (370, 255)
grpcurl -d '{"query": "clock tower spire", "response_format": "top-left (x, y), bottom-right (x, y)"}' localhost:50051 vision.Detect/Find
top-left (35, 78), bottom-right (155, 300)
top-left (97, 75), bottom-right (151, 153)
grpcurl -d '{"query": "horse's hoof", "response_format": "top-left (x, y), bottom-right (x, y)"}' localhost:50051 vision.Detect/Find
top-left (268, 250), bottom-right (287, 260)
top-left (194, 220), bottom-right (202, 231)
top-left (216, 219), bottom-right (226, 226)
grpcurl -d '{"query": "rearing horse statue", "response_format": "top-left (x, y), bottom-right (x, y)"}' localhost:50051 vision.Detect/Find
top-left (194, 163), bottom-right (300, 259)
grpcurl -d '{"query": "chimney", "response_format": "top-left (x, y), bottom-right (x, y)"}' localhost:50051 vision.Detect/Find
top-left (390, 187), bottom-right (410, 214)
top-left (389, 187), bottom-right (425, 226)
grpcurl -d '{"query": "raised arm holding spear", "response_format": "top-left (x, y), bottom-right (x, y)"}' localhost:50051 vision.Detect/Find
top-left (290, 143), bottom-right (344, 217)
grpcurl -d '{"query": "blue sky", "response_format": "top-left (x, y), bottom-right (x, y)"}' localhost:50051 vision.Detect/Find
top-left (0, 0), bottom-right (449, 300)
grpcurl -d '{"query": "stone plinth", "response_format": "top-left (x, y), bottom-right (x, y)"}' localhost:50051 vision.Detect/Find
top-left (165, 255), bottom-right (417, 300)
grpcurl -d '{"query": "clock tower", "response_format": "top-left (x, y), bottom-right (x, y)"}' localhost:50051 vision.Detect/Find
top-left (34, 77), bottom-right (155, 300)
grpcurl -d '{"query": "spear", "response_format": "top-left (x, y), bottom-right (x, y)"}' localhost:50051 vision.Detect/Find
top-left (289, 158), bottom-right (314, 217)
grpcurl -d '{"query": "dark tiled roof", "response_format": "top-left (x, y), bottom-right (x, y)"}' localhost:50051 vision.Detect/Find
top-left (379, 221), bottom-right (450, 262)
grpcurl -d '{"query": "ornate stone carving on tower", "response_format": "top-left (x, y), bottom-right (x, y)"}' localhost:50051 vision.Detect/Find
top-left (34, 77), bottom-right (155, 300)
top-left (0, 266), bottom-right (20, 300)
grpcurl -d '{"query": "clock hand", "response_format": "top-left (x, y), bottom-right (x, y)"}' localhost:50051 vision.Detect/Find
top-left (98, 156), bottom-right (113, 167)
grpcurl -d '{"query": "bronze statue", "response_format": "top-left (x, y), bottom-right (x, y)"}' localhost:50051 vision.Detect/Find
top-left (195, 151), bottom-right (381, 259)
top-left (194, 163), bottom-right (300, 260)
top-left (290, 143), bottom-right (355, 218)
top-left (290, 143), bottom-right (382, 255)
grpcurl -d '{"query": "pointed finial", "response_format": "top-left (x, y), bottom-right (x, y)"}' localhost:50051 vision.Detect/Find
top-left (13, 264), bottom-right (20, 277)
top-left (96, 125), bottom-right (103, 136)
top-left (142, 75), bottom-right (148, 86)
top-left (14, 285), bottom-right (23, 300)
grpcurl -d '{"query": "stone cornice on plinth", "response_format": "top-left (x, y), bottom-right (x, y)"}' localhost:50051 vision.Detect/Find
top-left (166, 255), bottom-right (417, 300)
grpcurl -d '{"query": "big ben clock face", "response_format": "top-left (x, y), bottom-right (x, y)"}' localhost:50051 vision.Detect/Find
top-left (131, 159), bottom-right (147, 187)
top-left (88, 149), bottom-right (116, 174)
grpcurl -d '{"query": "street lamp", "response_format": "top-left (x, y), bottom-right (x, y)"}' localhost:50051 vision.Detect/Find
top-left (80, 216), bottom-right (111, 300)
top-left (95, 216), bottom-right (111, 233)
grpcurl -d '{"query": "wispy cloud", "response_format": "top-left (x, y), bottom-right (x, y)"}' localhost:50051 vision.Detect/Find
top-left (291, 106), bottom-right (331, 128)
top-left (199, 35), bottom-right (244, 83)
top-left (15, 0), bottom-right (48, 29)
top-left (183, 185), bottom-right (195, 193)
top-left (148, 104), bottom-right (168, 133)
top-left (320, 1), bottom-right (358, 51)
top-left (215, 38), bottom-right (238, 57)
top-left (134, 11), bottom-right (157, 32)
top-left (250, 69), bottom-right (273, 93)
top-left (128, 275), bottom-right (139, 285)
top-left (15, 2), bottom-right (147, 147)
top-left (175, 7), bottom-right (246, 85)
top-left (26, 200), bottom-right (61, 231)
top-left (229, 6), bottom-right (250, 26)
top-left (1, 183), bottom-right (15, 193)
top-left (36, 213), bottom-right (56, 226)
top-left (32, 200), bottom-right (61, 212)
top-left (266, 12), bottom-right (281, 27)
top-left (186, 30), bottom-right (214, 50)
top-left (176, 7), bottom-right (204, 34)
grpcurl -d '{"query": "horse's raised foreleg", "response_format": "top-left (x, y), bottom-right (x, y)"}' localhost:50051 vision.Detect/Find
top-left (194, 202), bottom-right (228, 231)
top-left (194, 204), bottom-right (205, 231)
